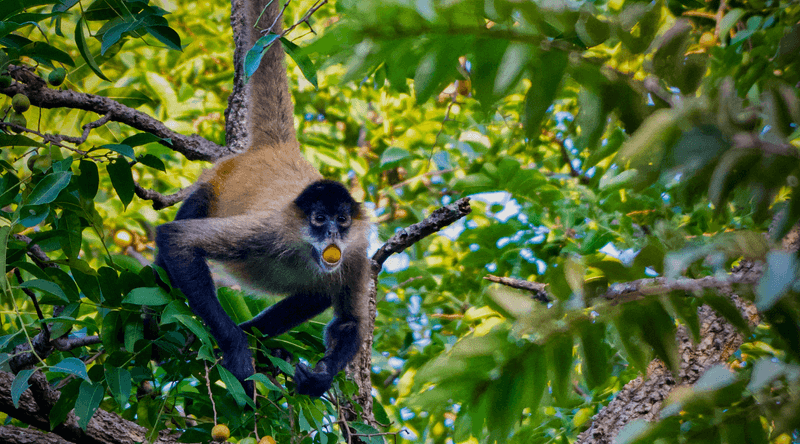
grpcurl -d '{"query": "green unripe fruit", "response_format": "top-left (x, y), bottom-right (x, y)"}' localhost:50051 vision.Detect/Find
top-left (12, 93), bottom-right (30, 113)
top-left (7, 112), bottom-right (26, 132)
top-left (239, 438), bottom-right (257, 444)
top-left (48, 68), bottom-right (67, 86)
top-left (0, 76), bottom-right (11, 88)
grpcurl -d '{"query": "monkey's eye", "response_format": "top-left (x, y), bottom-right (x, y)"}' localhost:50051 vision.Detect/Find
top-left (337, 214), bottom-right (351, 227)
top-left (311, 214), bottom-right (327, 226)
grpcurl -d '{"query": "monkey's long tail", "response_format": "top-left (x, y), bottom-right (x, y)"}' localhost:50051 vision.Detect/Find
top-left (239, 0), bottom-right (298, 150)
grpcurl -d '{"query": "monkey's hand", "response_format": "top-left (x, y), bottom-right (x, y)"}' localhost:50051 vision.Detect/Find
top-left (294, 360), bottom-right (333, 397)
top-left (221, 334), bottom-right (256, 398)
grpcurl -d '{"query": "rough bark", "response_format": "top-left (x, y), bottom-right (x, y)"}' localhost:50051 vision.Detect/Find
top-left (0, 371), bottom-right (186, 444)
top-left (576, 241), bottom-right (776, 443)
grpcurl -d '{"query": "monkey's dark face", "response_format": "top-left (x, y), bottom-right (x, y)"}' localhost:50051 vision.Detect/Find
top-left (294, 180), bottom-right (360, 272)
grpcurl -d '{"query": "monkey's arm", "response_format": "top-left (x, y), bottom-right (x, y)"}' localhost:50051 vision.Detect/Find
top-left (155, 188), bottom-right (262, 393)
top-left (291, 285), bottom-right (364, 397)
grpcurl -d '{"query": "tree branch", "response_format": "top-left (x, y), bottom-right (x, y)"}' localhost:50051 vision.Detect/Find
top-left (1, 66), bottom-right (227, 162)
top-left (0, 371), bottom-right (187, 444)
top-left (371, 197), bottom-right (472, 271)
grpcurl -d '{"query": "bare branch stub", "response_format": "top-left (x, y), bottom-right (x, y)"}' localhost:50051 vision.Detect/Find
top-left (135, 183), bottom-right (198, 210)
top-left (371, 197), bottom-right (471, 272)
top-left (484, 274), bottom-right (551, 303)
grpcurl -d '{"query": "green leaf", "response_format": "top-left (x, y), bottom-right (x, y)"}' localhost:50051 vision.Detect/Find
top-left (719, 9), bottom-right (745, 43)
top-left (122, 133), bottom-right (163, 147)
top-left (578, 320), bottom-right (608, 389)
top-left (244, 34), bottom-right (280, 81)
top-left (102, 143), bottom-right (135, 159)
top-left (19, 279), bottom-right (68, 303)
top-left (0, 134), bottom-right (44, 148)
top-left (23, 41), bottom-right (75, 67)
top-left (494, 42), bottom-right (533, 97)
top-left (122, 287), bottom-right (171, 306)
top-left (60, 211), bottom-right (82, 259)
top-left (413, 42), bottom-right (459, 104)
top-left (756, 251), bottom-right (797, 311)
top-left (280, 37), bottom-right (317, 88)
top-left (104, 365), bottom-right (131, 408)
top-left (107, 158), bottom-right (134, 208)
top-left (137, 154), bottom-right (166, 171)
top-left (576, 7), bottom-right (610, 47)
top-left (76, 160), bottom-right (99, 200)
top-left (266, 353), bottom-right (295, 376)
top-left (75, 380), bottom-right (104, 430)
top-left (246, 373), bottom-right (284, 392)
top-left (217, 287), bottom-right (253, 325)
top-left (348, 422), bottom-right (383, 444)
top-left (145, 25), bottom-right (182, 51)
top-left (548, 333), bottom-right (573, 406)
top-left (637, 301), bottom-right (680, 376)
top-left (703, 292), bottom-right (750, 334)
top-left (451, 173), bottom-right (494, 192)
top-left (51, 357), bottom-right (89, 381)
top-left (71, 269), bottom-right (102, 303)
top-left (95, 87), bottom-right (154, 108)
top-left (11, 368), bottom-right (34, 408)
top-left (523, 50), bottom-right (568, 139)
top-left (27, 171), bottom-right (72, 205)
top-left (218, 366), bottom-right (255, 408)
top-left (123, 322), bottom-right (143, 352)
top-left (379, 147), bottom-right (411, 167)
top-left (694, 364), bottom-right (736, 391)
top-left (50, 378), bottom-right (81, 429)
top-left (75, 17), bottom-right (110, 81)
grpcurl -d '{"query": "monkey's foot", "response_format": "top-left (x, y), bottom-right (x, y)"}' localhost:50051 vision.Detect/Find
top-left (295, 362), bottom-right (333, 397)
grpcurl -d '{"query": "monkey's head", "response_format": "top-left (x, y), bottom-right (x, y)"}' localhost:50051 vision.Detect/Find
top-left (294, 179), bottom-right (361, 273)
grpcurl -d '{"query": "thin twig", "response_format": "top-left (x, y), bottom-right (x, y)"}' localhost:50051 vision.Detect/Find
top-left (13, 269), bottom-right (49, 338)
top-left (204, 361), bottom-right (218, 424)
top-left (281, 0), bottom-right (327, 37)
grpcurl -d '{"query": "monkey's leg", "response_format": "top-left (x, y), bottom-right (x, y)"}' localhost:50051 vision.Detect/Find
top-left (239, 292), bottom-right (331, 337)
top-left (294, 313), bottom-right (362, 397)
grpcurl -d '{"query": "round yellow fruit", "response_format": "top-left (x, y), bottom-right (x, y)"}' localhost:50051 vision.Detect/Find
top-left (258, 436), bottom-right (276, 444)
top-left (114, 230), bottom-right (133, 248)
top-left (211, 424), bottom-right (230, 442)
top-left (322, 245), bottom-right (341, 263)
top-left (699, 32), bottom-right (716, 48)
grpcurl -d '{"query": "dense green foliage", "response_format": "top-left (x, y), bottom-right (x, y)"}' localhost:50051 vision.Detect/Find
top-left (1, 0), bottom-right (799, 443)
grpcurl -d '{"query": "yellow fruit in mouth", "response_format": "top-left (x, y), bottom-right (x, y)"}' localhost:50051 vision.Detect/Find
top-left (322, 245), bottom-right (341, 263)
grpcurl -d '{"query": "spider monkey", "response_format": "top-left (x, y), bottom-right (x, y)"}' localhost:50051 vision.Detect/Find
top-left (155, 0), bottom-right (369, 397)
